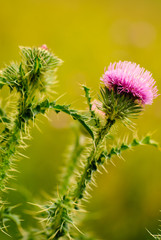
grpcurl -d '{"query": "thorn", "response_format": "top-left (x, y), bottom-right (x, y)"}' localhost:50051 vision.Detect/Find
top-left (110, 159), bottom-right (116, 167)
top-left (17, 152), bottom-right (29, 159)
top-left (85, 191), bottom-right (92, 198)
top-left (34, 123), bottom-right (42, 133)
top-left (82, 198), bottom-right (90, 203)
top-left (97, 169), bottom-right (102, 174)
top-left (56, 185), bottom-right (60, 199)
top-left (101, 165), bottom-right (108, 173)
top-left (71, 222), bottom-right (84, 235)
top-left (87, 185), bottom-right (93, 191)
top-left (91, 179), bottom-right (98, 188)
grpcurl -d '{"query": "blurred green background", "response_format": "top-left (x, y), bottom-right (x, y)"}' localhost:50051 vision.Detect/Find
top-left (1, 0), bottom-right (161, 239)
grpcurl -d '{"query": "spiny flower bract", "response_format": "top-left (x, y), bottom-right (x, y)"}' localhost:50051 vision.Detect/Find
top-left (101, 61), bottom-right (158, 105)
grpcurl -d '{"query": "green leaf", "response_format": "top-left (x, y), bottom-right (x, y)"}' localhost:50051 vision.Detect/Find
top-left (83, 85), bottom-right (92, 111)
top-left (98, 135), bottom-right (159, 165)
top-left (33, 101), bottom-right (94, 139)
top-left (83, 85), bottom-right (100, 128)
top-left (1, 64), bottom-right (20, 91)
top-left (131, 139), bottom-right (140, 146)
top-left (142, 136), bottom-right (159, 148)
top-left (20, 46), bottom-right (62, 75)
top-left (50, 103), bottom-right (94, 139)
top-left (120, 143), bottom-right (129, 150)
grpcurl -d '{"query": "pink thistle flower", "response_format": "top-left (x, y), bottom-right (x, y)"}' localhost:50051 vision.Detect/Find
top-left (101, 61), bottom-right (158, 105)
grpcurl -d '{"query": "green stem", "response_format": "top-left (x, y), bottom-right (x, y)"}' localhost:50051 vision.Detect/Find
top-left (72, 118), bottom-right (115, 202)
top-left (0, 115), bottom-right (24, 192)
top-left (0, 89), bottom-right (35, 192)
top-left (39, 119), bottom-right (115, 240)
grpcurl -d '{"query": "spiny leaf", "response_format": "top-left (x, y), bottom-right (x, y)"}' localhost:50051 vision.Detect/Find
top-left (141, 135), bottom-right (159, 147)
top-left (1, 64), bottom-right (20, 91)
top-left (33, 101), bottom-right (94, 139)
top-left (20, 46), bottom-right (62, 92)
top-left (20, 46), bottom-right (62, 74)
top-left (98, 135), bottom-right (159, 164)
top-left (83, 85), bottom-right (100, 128)
top-left (120, 143), bottom-right (129, 150)
top-left (83, 85), bottom-right (92, 111)
top-left (51, 103), bottom-right (94, 139)
top-left (131, 138), bottom-right (140, 146)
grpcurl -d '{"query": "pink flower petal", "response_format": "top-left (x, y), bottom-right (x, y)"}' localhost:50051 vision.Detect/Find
top-left (101, 61), bottom-right (158, 105)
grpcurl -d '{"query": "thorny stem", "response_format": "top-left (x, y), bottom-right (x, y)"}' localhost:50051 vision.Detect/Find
top-left (0, 84), bottom-right (37, 193)
top-left (72, 118), bottom-right (115, 202)
top-left (48, 119), bottom-right (115, 240)
top-left (0, 101), bottom-right (24, 192)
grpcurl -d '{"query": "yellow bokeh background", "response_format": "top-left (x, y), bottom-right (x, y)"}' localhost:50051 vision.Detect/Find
top-left (0, 0), bottom-right (161, 239)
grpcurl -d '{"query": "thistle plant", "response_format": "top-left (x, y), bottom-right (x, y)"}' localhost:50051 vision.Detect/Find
top-left (0, 46), bottom-right (159, 240)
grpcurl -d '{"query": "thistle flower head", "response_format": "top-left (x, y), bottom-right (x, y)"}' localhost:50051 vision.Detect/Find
top-left (101, 61), bottom-right (158, 105)
top-left (20, 46), bottom-right (62, 93)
